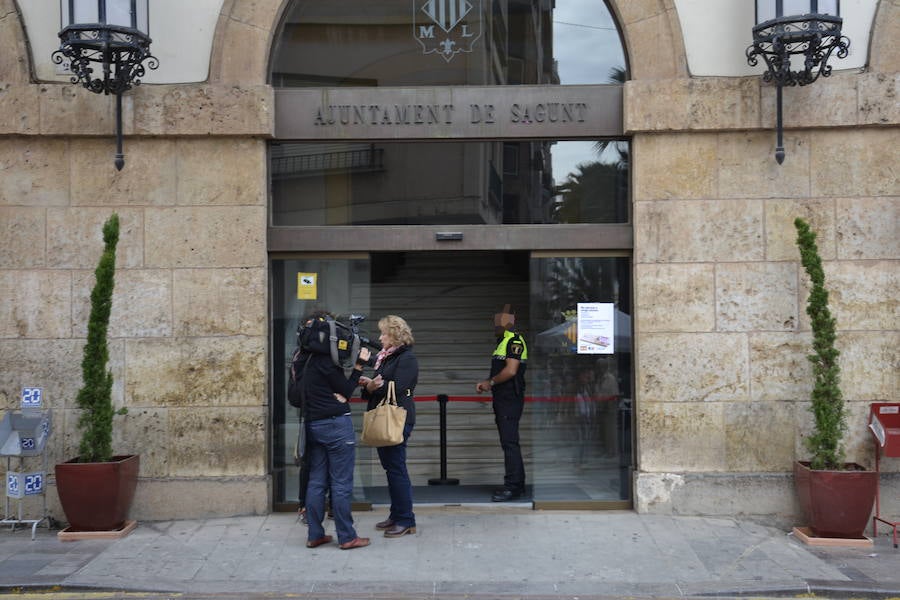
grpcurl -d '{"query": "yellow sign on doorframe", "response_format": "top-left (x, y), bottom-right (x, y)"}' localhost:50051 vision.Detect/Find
top-left (297, 273), bottom-right (318, 300)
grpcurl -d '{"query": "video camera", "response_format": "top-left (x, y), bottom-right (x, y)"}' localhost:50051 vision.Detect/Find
top-left (297, 313), bottom-right (380, 368)
top-left (345, 314), bottom-right (381, 352)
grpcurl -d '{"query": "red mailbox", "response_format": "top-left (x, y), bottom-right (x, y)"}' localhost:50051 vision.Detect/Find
top-left (870, 403), bottom-right (900, 548)
top-left (870, 403), bottom-right (900, 457)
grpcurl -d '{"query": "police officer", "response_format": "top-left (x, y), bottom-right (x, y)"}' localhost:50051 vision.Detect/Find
top-left (476, 304), bottom-right (528, 502)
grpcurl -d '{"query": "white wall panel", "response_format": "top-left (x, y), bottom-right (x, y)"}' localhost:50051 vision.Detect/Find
top-left (23, 0), bottom-right (224, 83)
top-left (675, 0), bottom-right (877, 76)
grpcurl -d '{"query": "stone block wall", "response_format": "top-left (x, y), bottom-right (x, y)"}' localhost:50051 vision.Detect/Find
top-left (0, 131), bottom-right (272, 519)
top-left (0, 0), bottom-right (274, 519)
top-left (626, 67), bottom-right (899, 523)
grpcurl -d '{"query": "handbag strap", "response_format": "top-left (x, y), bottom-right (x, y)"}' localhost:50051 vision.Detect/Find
top-left (386, 380), bottom-right (397, 405)
top-left (373, 380), bottom-right (399, 408)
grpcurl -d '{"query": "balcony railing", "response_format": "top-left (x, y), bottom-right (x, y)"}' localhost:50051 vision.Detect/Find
top-left (272, 147), bottom-right (385, 179)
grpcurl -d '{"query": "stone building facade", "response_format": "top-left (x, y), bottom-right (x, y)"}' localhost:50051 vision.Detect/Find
top-left (0, 0), bottom-right (896, 525)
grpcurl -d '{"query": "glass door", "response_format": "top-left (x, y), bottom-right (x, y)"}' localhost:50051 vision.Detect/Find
top-left (271, 254), bottom-right (374, 509)
top-left (528, 253), bottom-right (633, 508)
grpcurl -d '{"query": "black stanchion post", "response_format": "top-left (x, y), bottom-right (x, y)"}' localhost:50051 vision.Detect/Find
top-left (428, 394), bottom-right (459, 485)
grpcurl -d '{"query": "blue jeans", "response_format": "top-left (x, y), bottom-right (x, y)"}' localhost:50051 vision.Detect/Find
top-left (306, 415), bottom-right (358, 545)
top-left (376, 423), bottom-right (416, 527)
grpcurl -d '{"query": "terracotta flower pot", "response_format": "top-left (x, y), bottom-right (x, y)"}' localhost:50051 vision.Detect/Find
top-left (55, 454), bottom-right (139, 531)
top-left (794, 460), bottom-right (877, 538)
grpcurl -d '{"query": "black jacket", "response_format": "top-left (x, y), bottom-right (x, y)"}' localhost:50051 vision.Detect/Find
top-left (303, 353), bottom-right (363, 422)
top-left (362, 345), bottom-right (418, 426)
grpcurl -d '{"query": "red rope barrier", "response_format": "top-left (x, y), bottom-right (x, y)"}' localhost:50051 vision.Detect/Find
top-left (349, 395), bottom-right (618, 404)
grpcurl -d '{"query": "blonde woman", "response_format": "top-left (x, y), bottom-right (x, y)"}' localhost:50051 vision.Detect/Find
top-left (359, 315), bottom-right (419, 537)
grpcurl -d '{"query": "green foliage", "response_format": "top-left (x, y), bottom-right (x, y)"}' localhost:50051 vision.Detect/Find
top-left (75, 213), bottom-right (121, 463)
top-left (795, 217), bottom-right (846, 470)
top-left (553, 161), bottom-right (624, 223)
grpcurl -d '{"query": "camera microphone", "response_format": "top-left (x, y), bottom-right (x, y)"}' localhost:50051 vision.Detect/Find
top-left (358, 335), bottom-right (381, 351)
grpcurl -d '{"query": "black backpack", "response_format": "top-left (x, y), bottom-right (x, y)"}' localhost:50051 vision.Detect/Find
top-left (287, 346), bottom-right (310, 408)
top-left (288, 314), bottom-right (364, 408)
top-left (297, 315), bottom-right (362, 368)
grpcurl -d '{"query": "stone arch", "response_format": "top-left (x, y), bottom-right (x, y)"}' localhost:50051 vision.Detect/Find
top-left (208, 0), bottom-right (288, 85)
top-left (868, 0), bottom-right (899, 74)
top-left (1, 0), bottom-right (33, 83)
top-left (207, 0), bottom-right (688, 85)
top-left (606, 0), bottom-right (688, 80)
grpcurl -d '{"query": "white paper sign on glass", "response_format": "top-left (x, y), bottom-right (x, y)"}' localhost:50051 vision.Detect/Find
top-left (577, 303), bottom-right (615, 354)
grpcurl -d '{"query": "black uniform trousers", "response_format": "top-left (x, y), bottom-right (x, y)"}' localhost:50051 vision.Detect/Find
top-left (492, 390), bottom-right (525, 493)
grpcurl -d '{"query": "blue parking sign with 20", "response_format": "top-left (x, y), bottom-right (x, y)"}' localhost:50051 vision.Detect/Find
top-left (6, 472), bottom-right (43, 498)
top-left (21, 387), bottom-right (42, 408)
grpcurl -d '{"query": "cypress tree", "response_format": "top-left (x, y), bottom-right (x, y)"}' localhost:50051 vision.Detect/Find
top-left (75, 213), bottom-right (120, 463)
top-left (795, 217), bottom-right (845, 471)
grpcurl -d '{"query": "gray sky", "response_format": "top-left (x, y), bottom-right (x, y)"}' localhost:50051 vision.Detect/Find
top-left (553, 0), bottom-right (625, 85)
top-left (550, 1), bottom-right (625, 182)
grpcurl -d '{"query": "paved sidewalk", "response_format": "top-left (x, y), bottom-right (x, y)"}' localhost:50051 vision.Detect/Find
top-left (0, 506), bottom-right (897, 599)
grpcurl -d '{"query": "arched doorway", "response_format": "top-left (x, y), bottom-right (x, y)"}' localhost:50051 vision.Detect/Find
top-left (267, 0), bottom-right (633, 510)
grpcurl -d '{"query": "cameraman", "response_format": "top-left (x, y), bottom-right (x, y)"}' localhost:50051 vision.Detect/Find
top-left (303, 318), bottom-right (372, 550)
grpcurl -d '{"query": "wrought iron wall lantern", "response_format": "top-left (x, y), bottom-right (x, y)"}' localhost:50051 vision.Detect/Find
top-left (52, 0), bottom-right (158, 170)
top-left (746, 1), bottom-right (849, 164)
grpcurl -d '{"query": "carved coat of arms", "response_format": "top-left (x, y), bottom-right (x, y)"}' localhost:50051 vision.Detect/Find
top-left (414, 0), bottom-right (483, 62)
